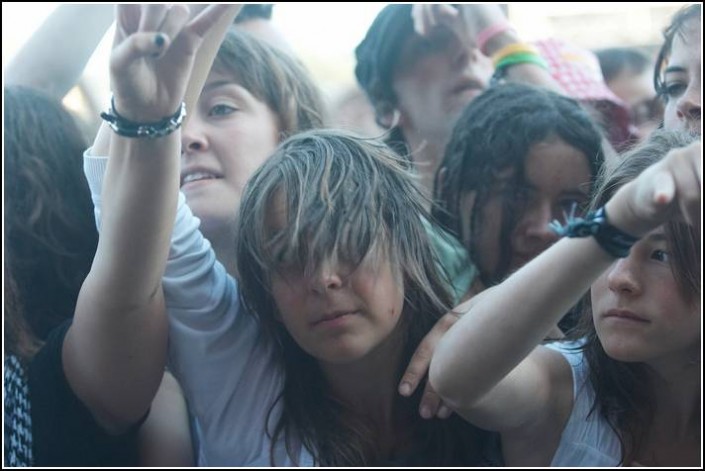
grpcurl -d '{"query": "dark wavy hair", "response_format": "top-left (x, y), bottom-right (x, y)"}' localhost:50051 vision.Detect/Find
top-left (4, 86), bottom-right (98, 356)
top-left (654, 4), bottom-right (702, 101)
top-left (235, 130), bottom-right (491, 466)
top-left (569, 130), bottom-right (700, 465)
top-left (213, 29), bottom-right (325, 138)
top-left (433, 83), bottom-right (604, 286)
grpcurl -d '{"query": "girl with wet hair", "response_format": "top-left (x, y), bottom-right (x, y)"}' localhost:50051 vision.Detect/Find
top-left (431, 130), bottom-right (701, 466)
top-left (434, 83), bottom-right (604, 291)
top-left (85, 5), bottom-right (495, 466)
top-left (233, 130), bottom-right (497, 465)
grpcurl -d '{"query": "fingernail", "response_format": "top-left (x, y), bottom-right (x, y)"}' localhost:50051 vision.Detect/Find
top-left (420, 405), bottom-right (432, 419)
top-left (438, 405), bottom-right (452, 418)
top-left (399, 382), bottom-right (412, 396)
top-left (155, 33), bottom-right (165, 47)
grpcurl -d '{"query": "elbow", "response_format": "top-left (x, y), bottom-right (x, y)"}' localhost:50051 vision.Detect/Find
top-left (429, 352), bottom-right (467, 412)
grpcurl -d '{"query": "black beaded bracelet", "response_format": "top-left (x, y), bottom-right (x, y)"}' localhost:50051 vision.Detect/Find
top-left (100, 95), bottom-right (186, 139)
top-left (549, 206), bottom-right (640, 258)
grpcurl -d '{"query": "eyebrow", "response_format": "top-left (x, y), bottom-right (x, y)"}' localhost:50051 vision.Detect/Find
top-left (644, 232), bottom-right (667, 242)
top-left (203, 80), bottom-right (236, 92)
top-left (663, 66), bottom-right (687, 75)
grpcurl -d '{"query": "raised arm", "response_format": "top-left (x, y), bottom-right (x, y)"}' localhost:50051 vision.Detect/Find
top-left (64, 4), bottom-right (239, 432)
top-left (411, 4), bottom-right (562, 93)
top-left (429, 141), bottom-right (701, 432)
top-left (5, 4), bottom-right (114, 99)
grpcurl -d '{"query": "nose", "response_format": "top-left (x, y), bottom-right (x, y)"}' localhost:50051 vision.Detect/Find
top-left (606, 256), bottom-right (642, 296)
top-left (310, 259), bottom-right (345, 294)
top-left (181, 114), bottom-right (209, 154)
top-left (451, 34), bottom-right (482, 70)
top-left (676, 82), bottom-right (701, 129)
top-left (513, 201), bottom-right (559, 258)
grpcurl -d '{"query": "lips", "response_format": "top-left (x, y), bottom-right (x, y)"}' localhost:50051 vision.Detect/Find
top-left (180, 167), bottom-right (224, 187)
top-left (312, 310), bottom-right (359, 326)
top-left (604, 309), bottom-right (649, 323)
top-left (451, 78), bottom-right (484, 96)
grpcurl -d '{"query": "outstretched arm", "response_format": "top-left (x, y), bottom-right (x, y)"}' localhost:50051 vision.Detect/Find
top-left (5, 4), bottom-right (114, 99)
top-left (64, 4), bottom-right (240, 432)
top-left (412, 4), bottom-right (562, 92)
top-left (430, 141), bottom-right (701, 432)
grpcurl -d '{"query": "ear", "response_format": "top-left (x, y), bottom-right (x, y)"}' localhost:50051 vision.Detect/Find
top-left (376, 102), bottom-right (403, 129)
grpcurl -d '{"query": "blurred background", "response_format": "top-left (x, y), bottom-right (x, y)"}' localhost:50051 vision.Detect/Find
top-left (2, 2), bottom-right (688, 133)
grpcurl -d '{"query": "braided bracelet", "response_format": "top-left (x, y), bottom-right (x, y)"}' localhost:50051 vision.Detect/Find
top-left (100, 95), bottom-right (186, 139)
top-left (549, 206), bottom-right (640, 258)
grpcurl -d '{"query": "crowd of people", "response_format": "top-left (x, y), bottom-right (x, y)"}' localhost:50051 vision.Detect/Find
top-left (4, 3), bottom-right (701, 467)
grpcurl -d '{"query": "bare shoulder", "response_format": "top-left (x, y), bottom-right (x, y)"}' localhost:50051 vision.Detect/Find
top-left (501, 345), bottom-right (575, 466)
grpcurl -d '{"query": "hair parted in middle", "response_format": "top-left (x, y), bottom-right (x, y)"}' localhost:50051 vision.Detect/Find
top-left (235, 129), bottom-right (492, 466)
top-left (433, 83), bottom-right (605, 286)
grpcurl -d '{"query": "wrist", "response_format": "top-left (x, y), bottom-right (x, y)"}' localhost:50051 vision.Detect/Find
top-left (101, 95), bottom-right (186, 139)
top-left (482, 30), bottom-right (520, 57)
top-left (550, 205), bottom-right (640, 258)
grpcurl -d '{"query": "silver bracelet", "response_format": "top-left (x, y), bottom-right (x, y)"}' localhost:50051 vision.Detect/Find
top-left (100, 95), bottom-right (186, 139)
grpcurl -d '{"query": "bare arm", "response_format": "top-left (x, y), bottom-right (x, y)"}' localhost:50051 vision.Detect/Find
top-left (5, 4), bottom-right (114, 100)
top-left (412, 4), bottom-right (562, 93)
top-left (64, 4), bottom-right (240, 433)
top-left (430, 141), bottom-right (701, 432)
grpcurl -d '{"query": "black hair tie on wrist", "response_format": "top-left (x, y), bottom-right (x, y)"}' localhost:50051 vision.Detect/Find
top-left (549, 205), bottom-right (640, 258)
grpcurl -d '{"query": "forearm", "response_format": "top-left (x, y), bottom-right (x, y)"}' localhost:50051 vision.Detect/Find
top-left (483, 29), bottom-right (563, 94)
top-left (431, 235), bottom-right (612, 408)
top-left (5, 4), bottom-right (114, 99)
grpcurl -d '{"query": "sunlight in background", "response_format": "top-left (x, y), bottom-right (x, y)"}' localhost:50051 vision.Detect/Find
top-left (2, 2), bottom-right (686, 122)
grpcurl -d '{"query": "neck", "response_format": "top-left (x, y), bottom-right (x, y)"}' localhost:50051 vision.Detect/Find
top-left (320, 326), bottom-right (407, 431)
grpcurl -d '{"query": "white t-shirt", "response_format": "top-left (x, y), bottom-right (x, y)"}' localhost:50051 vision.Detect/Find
top-left (84, 153), bottom-right (314, 467)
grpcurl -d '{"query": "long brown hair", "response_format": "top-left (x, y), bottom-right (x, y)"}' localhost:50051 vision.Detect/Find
top-left (4, 86), bottom-right (98, 357)
top-left (570, 130), bottom-right (700, 464)
top-left (236, 130), bottom-right (492, 465)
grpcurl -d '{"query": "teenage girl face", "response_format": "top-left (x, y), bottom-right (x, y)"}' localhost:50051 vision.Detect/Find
top-left (392, 28), bottom-right (493, 143)
top-left (662, 19), bottom-right (701, 135)
top-left (266, 194), bottom-right (406, 365)
top-left (591, 227), bottom-right (700, 365)
top-left (461, 135), bottom-right (592, 283)
top-left (180, 68), bottom-right (281, 238)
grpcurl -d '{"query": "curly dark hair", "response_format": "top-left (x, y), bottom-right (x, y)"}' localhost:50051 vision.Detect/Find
top-left (433, 83), bottom-right (604, 286)
top-left (4, 86), bottom-right (98, 352)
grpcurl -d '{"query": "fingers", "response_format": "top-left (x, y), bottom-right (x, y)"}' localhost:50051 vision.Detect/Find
top-left (419, 383), bottom-right (442, 419)
top-left (399, 312), bottom-right (460, 397)
top-left (669, 143), bottom-right (702, 227)
top-left (115, 4), bottom-right (141, 41)
top-left (139, 4), bottom-right (169, 32)
top-left (159, 5), bottom-right (190, 47)
top-left (399, 339), bottom-right (433, 396)
top-left (412, 4), bottom-right (459, 37)
top-left (111, 32), bottom-right (169, 73)
top-left (417, 383), bottom-right (453, 419)
top-left (187, 4), bottom-right (242, 38)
